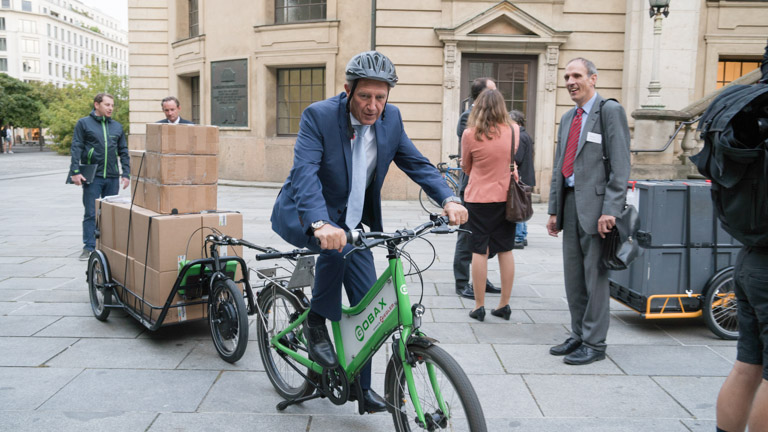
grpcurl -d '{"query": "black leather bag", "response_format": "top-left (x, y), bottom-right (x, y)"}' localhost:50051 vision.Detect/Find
top-left (596, 99), bottom-right (643, 270)
top-left (601, 203), bottom-right (641, 270)
top-left (505, 124), bottom-right (533, 223)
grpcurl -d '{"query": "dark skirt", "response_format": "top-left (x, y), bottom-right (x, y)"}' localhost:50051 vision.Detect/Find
top-left (462, 201), bottom-right (516, 255)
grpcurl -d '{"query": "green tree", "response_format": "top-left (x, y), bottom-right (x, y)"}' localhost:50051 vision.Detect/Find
top-left (43, 65), bottom-right (129, 154)
top-left (0, 73), bottom-right (43, 129)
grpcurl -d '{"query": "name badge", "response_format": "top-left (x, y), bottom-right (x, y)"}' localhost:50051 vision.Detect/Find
top-left (587, 132), bottom-right (602, 144)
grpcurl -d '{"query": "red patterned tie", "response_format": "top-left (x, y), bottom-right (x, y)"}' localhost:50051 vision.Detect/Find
top-left (561, 107), bottom-right (584, 178)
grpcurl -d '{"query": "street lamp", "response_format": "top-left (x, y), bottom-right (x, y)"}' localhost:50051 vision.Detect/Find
top-left (643, 0), bottom-right (670, 109)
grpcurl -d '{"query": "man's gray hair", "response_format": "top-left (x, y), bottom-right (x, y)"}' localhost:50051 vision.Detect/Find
top-left (509, 109), bottom-right (526, 128)
top-left (161, 96), bottom-right (181, 108)
top-left (568, 57), bottom-right (598, 76)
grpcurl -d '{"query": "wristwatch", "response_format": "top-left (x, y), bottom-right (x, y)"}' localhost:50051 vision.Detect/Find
top-left (442, 196), bottom-right (462, 208)
top-left (311, 220), bottom-right (328, 232)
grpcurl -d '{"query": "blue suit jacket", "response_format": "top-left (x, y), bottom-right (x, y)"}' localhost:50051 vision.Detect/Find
top-left (156, 117), bottom-right (194, 124)
top-left (272, 92), bottom-right (453, 248)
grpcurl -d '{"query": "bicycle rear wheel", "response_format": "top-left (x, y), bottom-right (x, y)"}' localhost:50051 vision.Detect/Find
top-left (257, 284), bottom-right (315, 400)
top-left (386, 344), bottom-right (486, 431)
top-left (419, 176), bottom-right (459, 213)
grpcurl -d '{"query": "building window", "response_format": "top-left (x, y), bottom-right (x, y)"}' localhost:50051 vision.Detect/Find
top-left (275, 0), bottom-right (326, 24)
top-left (48, 61), bottom-right (52, 75)
top-left (21, 0), bottom-right (31, 11)
top-left (0, 17), bottom-right (5, 30)
top-left (191, 75), bottom-right (200, 124)
top-left (1, 0), bottom-right (10, 9)
top-left (0, 38), bottom-right (5, 51)
top-left (20, 20), bottom-right (36, 33)
top-left (0, 58), bottom-right (7, 72)
top-left (21, 38), bottom-right (39, 54)
top-left (277, 67), bottom-right (325, 135)
top-left (189, 0), bottom-right (199, 37)
top-left (23, 59), bottom-right (39, 73)
top-left (717, 59), bottom-right (761, 88)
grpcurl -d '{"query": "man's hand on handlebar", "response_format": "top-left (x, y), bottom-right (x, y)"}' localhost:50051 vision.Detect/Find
top-left (314, 224), bottom-right (346, 252)
top-left (442, 202), bottom-right (468, 226)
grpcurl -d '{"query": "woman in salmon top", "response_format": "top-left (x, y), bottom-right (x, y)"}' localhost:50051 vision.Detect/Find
top-left (460, 89), bottom-right (519, 322)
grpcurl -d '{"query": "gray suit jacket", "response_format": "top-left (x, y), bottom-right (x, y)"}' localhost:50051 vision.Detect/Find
top-left (547, 93), bottom-right (631, 235)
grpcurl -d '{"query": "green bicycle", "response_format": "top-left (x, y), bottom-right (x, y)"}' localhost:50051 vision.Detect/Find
top-left (255, 215), bottom-right (486, 431)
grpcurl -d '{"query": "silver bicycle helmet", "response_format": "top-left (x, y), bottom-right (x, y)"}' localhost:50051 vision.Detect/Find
top-left (345, 51), bottom-right (398, 87)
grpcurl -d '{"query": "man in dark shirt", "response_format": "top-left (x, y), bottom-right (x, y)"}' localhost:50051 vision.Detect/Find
top-left (510, 110), bottom-right (535, 249)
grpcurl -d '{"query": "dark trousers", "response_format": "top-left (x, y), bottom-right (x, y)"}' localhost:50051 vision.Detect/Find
top-left (82, 176), bottom-right (118, 251)
top-left (310, 244), bottom-right (376, 390)
top-left (562, 189), bottom-right (610, 351)
top-left (453, 172), bottom-right (472, 286)
top-left (733, 246), bottom-right (768, 379)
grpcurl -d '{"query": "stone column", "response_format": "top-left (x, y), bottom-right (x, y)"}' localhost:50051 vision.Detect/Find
top-left (441, 42), bottom-right (461, 160)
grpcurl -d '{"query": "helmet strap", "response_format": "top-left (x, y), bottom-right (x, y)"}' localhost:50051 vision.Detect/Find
top-left (345, 80), bottom-right (359, 140)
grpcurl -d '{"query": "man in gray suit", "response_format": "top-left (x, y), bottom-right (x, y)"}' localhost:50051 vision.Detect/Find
top-left (546, 58), bottom-right (631, 365)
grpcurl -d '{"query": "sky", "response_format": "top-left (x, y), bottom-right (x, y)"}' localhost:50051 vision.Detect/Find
top-left (77, 0), bottom-right (128, 30)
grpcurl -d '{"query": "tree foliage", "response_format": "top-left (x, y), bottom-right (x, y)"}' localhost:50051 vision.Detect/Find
top-left (0, 73), bottom-right (44, 128)
top-left (43, 65), bottom-right (129, 154)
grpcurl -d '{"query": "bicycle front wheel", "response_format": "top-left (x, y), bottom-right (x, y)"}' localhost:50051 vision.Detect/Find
top-left (257, 284), bottom-right (316, 400)
top-left (419, 176), bottom-right (459, 214)
top-left (386, 344), bottom-right (486, 432)
top-left (209, 278), bottom-right (249, 363)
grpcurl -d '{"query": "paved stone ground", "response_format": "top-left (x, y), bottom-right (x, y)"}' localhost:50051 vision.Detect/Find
top-left (0, 151), bottom-right (733, 431)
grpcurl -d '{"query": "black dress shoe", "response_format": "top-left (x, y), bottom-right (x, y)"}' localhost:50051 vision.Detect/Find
top-left (490, 304), bottom-right (511, 320)
top-left (549, 337), bottom-right (582, 356)
top-left (469, 306), bottom-right (485, 322)
top-left (563, 345), bottom-right (606, 365)
top-left (455, 284), bottom-right (474, 299)
top-left (484, 281), bottom-right (501, 294)
top-left (303, 324), bottom-right (339, 369)
top-left (361, 389), bottom-right (387, 413)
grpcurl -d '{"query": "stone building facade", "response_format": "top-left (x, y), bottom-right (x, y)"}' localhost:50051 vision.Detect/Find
top-left (127, 0), bottom-right (768, 200)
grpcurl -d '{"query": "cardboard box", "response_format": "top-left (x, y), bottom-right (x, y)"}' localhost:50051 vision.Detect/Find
top-left (201, 212), bottom-right (244, 258)
top-left (131, 261), bottom-right (207, 325)
top-left (111, 201), bottom-right (132, 255)
top-left (100, 246), bottom-right (129, 287)
top-left (132, 178), bottom-right (217, 214)
top-left (129, 150), bottom-right (147, 179)
top-left (145, 152), bottom-right (218, 185)
top-left (145, 123), bottom-right (219, 155)
top-left (96, 200), bottom-right (114, 250)
top-left (129, 209), bottom-right (203, 273)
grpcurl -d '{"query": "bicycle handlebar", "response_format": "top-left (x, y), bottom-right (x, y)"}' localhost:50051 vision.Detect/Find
top-left (255, 248), bottom-right (316, 261)
top-left (204, 234), bottom-right (315, 260)
top-left (346, 215), bottom-right (452, 248)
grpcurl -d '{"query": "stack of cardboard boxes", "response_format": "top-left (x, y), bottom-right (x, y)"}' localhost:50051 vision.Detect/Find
top-left (97, 124), bottom-right (243, 326)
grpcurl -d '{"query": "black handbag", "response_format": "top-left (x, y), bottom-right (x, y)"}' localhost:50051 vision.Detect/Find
top-left (505, 124), bottom-right (533, 223)
top-left (596, 99), bottom-right (643, 270)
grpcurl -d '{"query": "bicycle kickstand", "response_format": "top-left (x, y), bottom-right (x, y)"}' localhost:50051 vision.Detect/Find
top-left (276, 391), bottom-right (325, 411)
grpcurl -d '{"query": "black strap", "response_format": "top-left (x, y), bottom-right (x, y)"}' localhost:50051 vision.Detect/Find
top-left (510, 124), bottom-right (516, 173)
top-left (597, 98), bottom-right (619, 180)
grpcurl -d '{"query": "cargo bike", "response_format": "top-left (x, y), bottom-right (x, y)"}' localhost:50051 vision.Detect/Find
top-left (86, 231), bottom-right (306, 363)
top-left (608, 180), bottom-right (740, 340)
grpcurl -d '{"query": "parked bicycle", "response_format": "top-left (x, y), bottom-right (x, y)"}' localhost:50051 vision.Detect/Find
top-left (255, 215), bottom-right (486, 431)
top-left (419, 154), bottom-right (461, 213)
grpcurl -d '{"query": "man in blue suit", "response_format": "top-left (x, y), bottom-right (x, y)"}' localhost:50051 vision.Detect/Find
top-left (156, 96), bottom-right (194, 124)
top-left (271, 51), bottom-right (467, 412)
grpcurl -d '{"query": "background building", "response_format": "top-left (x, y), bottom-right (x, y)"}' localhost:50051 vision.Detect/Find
top-left (127, 0), bottom-right (768, 200)
top-left (0, 0), bottom-right (128, 86)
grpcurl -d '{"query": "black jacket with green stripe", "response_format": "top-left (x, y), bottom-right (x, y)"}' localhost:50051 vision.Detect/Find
top-left (68, 110), bottom-right (130, 181)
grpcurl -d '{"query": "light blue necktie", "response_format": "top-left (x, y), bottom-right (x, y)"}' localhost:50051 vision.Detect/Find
top-left (346, 124), bottom-right (369, 230)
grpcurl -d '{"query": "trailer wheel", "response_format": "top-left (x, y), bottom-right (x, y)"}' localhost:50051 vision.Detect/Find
top-left (87, 251), bottom-right (112, 321)
top-left (703, 267), bottom-right (739, 340)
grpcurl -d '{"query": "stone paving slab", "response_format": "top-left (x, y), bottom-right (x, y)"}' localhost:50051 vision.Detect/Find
top-left (494, 344), bottom-right (624, 375)
top-left (0, 276), bottom-right (74, 290)
top-left (148, 413), bottom-right (310, 432)
top-left (524, 375), bottom-right (691, 418)
top-left (651, 376), bottom-right (724, 420)
top-left (0, 366), bottom-right (83, 409)
top-left (487, 417), bottom-right (694, 431)
top-left (473, 322), bottom-right (570, 345)
top-left (0, 336), bottom-right (77, 366)
top-left (469, 374), bottom-right (542, 419)
top-left (0, 300), bottom-right (25, 314)
top-left (16, 288), bottom-right (89, 303)
top-left (0, 315), bottom-right (60, 336)
top-left (39, 368), bottom-right (219, 412)
top-left (9, 301), bottom-right (92, 316)
top-left (0, 411), bottom-right (156, 432)
top-left (609, 345), bottom-right (733, 376)
top-left (35, 316), bottom-right (145, 338)
top-left (45, 338), bottom-right (196, 369)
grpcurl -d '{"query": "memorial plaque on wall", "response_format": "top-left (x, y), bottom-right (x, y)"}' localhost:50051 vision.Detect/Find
top-left (211, 59), bottom-right (248, 127)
